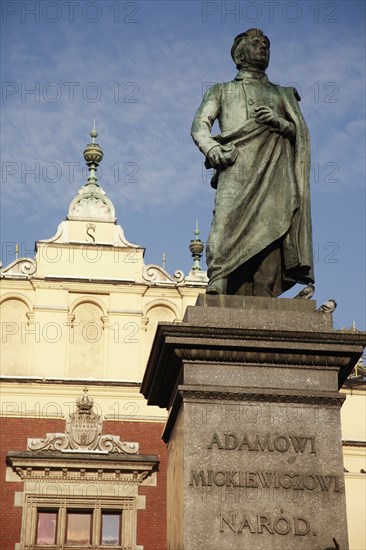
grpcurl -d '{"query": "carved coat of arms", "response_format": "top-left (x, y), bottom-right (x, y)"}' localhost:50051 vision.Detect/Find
top-left (66, 396), bottom-right (102, 450)
top-left (27, 388), bottom-right (139, 455)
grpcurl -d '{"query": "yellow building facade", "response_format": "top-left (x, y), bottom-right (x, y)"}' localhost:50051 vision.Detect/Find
top-left (1, 129), bottom-right (365, 549)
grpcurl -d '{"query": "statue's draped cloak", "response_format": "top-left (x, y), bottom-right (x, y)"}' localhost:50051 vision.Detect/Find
top-left (192, 79), bottom-right (314, 296)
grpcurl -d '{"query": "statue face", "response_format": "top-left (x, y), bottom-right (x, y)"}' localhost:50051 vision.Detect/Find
top-left (240, 35), bottom-right (270, 69)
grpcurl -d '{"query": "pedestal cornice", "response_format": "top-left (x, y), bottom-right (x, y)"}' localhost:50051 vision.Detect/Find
top-left (142, 322), bottom-right (366, 408)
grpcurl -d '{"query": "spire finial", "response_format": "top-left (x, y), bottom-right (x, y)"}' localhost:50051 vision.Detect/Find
top-left (83, 118), bottom-right (103, 186)
top-left (194, 218), bottom-right (199, 238)
top-left (90, 115), bottom-right (98, 143)
top-left (189, 219), bottom-right (204, 271)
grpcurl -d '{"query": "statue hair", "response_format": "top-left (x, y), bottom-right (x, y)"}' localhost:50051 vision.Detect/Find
top-left (231, 28), bottom-right (270, 69)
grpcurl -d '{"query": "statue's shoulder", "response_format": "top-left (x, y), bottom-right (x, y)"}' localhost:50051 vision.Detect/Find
top-left (205, 79), bottom-right (240, 91)
top-left (221, 78), bottom-right (242, 89)
top-left (273, 83), bottom-right (301, 101)
top-left (218, 79), bottom-right (243, 96)
top-left (202, 82), bottom-right (223, 101)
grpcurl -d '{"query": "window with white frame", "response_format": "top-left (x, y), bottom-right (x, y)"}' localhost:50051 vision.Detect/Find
top-left (36, 507), bottom-right (122, 546)
top-left (22, 496), bottom-right (136, 549)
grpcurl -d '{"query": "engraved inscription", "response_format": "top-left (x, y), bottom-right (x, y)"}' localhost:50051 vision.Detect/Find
top-left (219, 512), bottom-right (311, 536)
top-left (189, 470), bottom-right (340, 493)
top-left (187, 419), bottom-right (344, 541)
top-left (207, 432), bottom-right (316, 454)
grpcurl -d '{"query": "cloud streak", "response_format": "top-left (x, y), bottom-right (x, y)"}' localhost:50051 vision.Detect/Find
top-left (1, 1), bottom-right (365, 328)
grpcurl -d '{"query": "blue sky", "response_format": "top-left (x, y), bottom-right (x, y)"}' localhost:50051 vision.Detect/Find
top-left (1, 0), bottom-right (365, 329)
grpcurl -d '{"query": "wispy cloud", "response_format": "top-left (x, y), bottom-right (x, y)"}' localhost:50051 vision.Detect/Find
top-left (1, 1), bottom-right (365, 328)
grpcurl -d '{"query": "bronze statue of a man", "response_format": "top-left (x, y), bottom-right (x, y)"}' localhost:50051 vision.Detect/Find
top-left (191, 29), bottom-right (314, 297)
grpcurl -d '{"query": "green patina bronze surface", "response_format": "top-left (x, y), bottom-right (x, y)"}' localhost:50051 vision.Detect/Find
top-left (191, 29), bottom-right (314, 297)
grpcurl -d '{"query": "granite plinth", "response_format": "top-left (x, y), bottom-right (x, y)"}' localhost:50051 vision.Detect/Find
top-left (141, 297), bottom-right (366, 550)
top-left (186, 295), bottom-right (332, 332)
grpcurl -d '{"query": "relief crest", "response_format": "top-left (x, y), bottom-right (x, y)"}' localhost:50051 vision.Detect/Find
top-left (27, 388), bottom-right (138, 454)
top-left (66, 391), bottom-right (102, 450)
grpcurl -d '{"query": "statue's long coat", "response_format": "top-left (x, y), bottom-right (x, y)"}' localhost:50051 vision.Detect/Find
top-left (191, 71), bottom-right (314, 295)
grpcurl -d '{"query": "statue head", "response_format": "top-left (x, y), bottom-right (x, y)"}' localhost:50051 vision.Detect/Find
top-left (231, 28), bottom-right (270, 71)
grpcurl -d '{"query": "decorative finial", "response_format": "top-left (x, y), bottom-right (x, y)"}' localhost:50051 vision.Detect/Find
top-left (162, 252), bottom-right (166, 270)
top-left (83, 118), bottom-right (103, 186)
top-left (194, 219), bottom-right (199, 238)
top-left (90, 115), bottom-right (97, 143)
top-left (189, 219), bottom-right (204, 271)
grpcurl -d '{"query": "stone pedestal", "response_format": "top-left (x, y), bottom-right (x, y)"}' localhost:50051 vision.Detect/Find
top-left (141, 296), bottom-right (366, 550)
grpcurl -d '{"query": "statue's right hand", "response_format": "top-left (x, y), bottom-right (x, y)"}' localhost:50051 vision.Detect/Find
top-left (206, 145), bottom-right (229, 170)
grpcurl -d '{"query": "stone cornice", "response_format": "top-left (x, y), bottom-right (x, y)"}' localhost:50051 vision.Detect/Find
top-left (174, 347), bottom-right (350, 368)
top-left (7, 451), bottom-right (159, 484)
top-left (179, 384), bottom-right (345, 406)
top-left (141, 322), bottom-right (366, 408)
top-left (152, 322), bottom-right (366, 347)
top-left (0, 376), bottom-right (141, 387)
